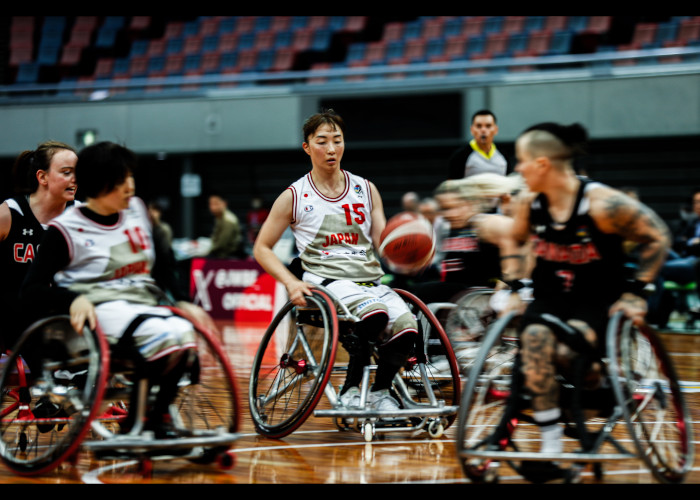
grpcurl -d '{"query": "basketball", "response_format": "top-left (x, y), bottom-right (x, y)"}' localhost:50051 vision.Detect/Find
top-left (379, 212), bottom-right (435, 274)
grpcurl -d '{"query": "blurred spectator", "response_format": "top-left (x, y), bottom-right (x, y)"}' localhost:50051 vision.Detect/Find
top-left (418, 196), bottom-right (448, 276)
top-left (246, 196), bottom-right (269, 246)
top-left (148, 200), bottom-right (173, 246)
top-left (208, 193), bottom-right (245, 259)
top-left (401, 191), bottom-right (419, 212)
top-left (448, 109), bottom-right (508, 179)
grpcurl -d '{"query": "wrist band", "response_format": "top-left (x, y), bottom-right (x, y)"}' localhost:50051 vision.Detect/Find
top-left (505, 279), bottom-right (532, 291)
top-left (625, 279), bottom-right (651, 297)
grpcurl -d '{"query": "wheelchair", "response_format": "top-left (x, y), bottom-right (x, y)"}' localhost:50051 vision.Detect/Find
top-left (0, 307), bottom-right (241, 476)
top-left (248, 284), bottom-right (461, 442)
top-left (455, 309), bottom-right (695, 484)
top-left (427, 286), bottom-right (498, 375)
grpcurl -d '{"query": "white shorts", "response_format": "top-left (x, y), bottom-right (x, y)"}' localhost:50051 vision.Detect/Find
top-left (95, 301), bottom-right (197, 362)
top-left (303, 273), bottom-right (417, 344)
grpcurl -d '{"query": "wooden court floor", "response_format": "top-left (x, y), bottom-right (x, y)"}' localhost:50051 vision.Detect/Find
top-left (0, 320), bottom-right (698, 486)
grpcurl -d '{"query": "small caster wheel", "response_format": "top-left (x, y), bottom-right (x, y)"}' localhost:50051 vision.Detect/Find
top-left (218, 450), bottom-right (236, 470)
top-left (363, 421), bottom-right (374, 442)
top-left (428, 419), bottom-right (444, 438)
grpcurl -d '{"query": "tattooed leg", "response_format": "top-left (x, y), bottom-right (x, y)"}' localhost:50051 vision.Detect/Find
top-left (520, 323), bottom-right (562, 453)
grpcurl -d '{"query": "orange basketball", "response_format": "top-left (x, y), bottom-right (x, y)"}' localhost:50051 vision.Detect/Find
top-left (379, 212), bottom-right (435, 274)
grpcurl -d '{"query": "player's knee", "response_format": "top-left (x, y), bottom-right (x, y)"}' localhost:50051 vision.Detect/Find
top-left (378, 330), bottom-right (416, 367)
top-left (377, 312), bottom-right (418, 365)
top-left (356, 308), bottom-right (389, 342)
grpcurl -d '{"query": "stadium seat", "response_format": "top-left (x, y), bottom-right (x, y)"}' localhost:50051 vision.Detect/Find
top-left (631, 23), bottom-right (658, 46)
top-left (678, 18), bottom-right (700, 43)
top-left (15, 62), bottom-right (40, 84)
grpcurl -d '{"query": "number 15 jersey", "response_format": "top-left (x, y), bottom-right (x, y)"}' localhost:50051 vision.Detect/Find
top-left (289, 170), bottom-right (383, 282)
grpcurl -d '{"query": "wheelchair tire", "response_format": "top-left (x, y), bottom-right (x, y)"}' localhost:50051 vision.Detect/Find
top-left (248, 289), bottom-right (339, 438)
top-left (606, 312), bottom-right (694, 484)
top-left (395, 289), bottom-right (461, 429)
top-left (455, 311), bottom-right (522, 483)
top-left (168, 306), bottom-right (240, 462)
top-left (0, 316), bottom-right (108, 475)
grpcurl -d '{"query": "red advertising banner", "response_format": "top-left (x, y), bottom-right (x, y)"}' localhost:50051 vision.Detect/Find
top-left (189, 258), bottom-right (282, 323)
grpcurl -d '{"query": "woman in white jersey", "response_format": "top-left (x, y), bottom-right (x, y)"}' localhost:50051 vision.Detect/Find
top-left (253, 109), bottom-right (417, 413)
top-left (21, 141), bottom-right (215, 439)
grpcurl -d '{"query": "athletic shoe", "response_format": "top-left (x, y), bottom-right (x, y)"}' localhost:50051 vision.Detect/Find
top-left (339, 386), bottom-right (362, 408)
top-left (368, 389), bottom-right (400, 413)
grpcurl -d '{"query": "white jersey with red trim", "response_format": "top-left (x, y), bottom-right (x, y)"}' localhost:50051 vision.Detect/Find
top-left (50, 197), bottom-right (159, 305)
top-left (289, 170), bottom-right (383, 281)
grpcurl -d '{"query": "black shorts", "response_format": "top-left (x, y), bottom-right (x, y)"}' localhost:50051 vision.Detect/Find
top-left (519, 296), bottom-right (611, 354)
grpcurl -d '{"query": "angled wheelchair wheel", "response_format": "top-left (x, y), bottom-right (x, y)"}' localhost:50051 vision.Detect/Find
top-left (445, 288), bottom-right (496, 343)
top-left (444, 287), bottom-right (497, 373)
top-left (455, 312), bottom-right (522, 483)
top-left (606, 312), bottom-right (694, 484)
top-left (249, 289), bottom-right (339, 438)
top-left (168, 307), bottom-right (240, 462)
top-left (0, 316), bottom-right (108, 475)
top-left (395, 289), bottom-right (461, 429)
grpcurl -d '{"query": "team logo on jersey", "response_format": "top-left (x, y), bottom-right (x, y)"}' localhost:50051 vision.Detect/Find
top-left (576, 225), bottom-right (591, 241)
top-left (354, 184), bottom-right (363, 198)
top-left (304, 205), bottom-right (314, 212)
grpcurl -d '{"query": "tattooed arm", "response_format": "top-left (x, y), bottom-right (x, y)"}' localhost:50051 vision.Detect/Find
top-left (589, 185), bottom-right (671, 322)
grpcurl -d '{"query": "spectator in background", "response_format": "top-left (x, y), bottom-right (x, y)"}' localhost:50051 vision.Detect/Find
top-left (401, 191), bottom-right (419, 212)
top-left (246, 196), bottom-right (269, 247)
top-left (418, 196), bottom-right (448, 280)
top-left (448, 109), bottom-right (508, 180)
top-left (148, 200), bottom-right (173, 246)
top-left (208, 192), bottom-right (245, 259)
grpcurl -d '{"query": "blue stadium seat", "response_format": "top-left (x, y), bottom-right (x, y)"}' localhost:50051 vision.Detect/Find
top-left (219, 18), bottom-right (237, 34)
top-left (425, 38), bottom-right (445, 59)
top-left (238, 33), bottom-right (256, 50)
top-left (402, 20), bottom-right (423, 40)
top-left (548, 31), bottom-right (573, 55)
top-left (656, 21), bottom-right (680, 45)
top-left (345, 43), bottom-right (366, 63)
top-left (466, 35), bottom-right (486, 56)
top-left (291, 17), bottom-right (309, 30)
top-left (443, 18), bottom-right (464, 38)
top-left (275, 30), bottom-right (293, 49)
top-left (311, 29), bottom-right (333, 51)
top-left (483, 16), bottom-right (504, 34)
top-left (525, 16), bottom-right (546, 32)
top-left (15, 63), bottom-right (40, 84)
top-left (507, 33), bottom-right (530, 54)
top-left (166, 37), bottom-right (184, 55)
top-left (184, 54), bottom-right (202, 73)
top-left (385, 40), bottom-right (405, 62)
top-left (329, 16), bottom-right (347, 31)
top-left (130, 39), bottom-right (149, 57)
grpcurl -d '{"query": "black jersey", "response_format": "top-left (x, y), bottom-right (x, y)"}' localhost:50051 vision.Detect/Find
top-left (0, 196), bottom-right (46, 347)
top-left (528, 178), bottom-right (626, 303)
top-left (439, 223), bottom-right (501, 287)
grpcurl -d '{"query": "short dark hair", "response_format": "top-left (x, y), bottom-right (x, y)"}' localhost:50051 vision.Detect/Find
top-left (76, 141), bottom-right (136, 199)
top-left (303, 108), bottom-right (345, 143)
top-left (471, 109), bottom-right (496, 124)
